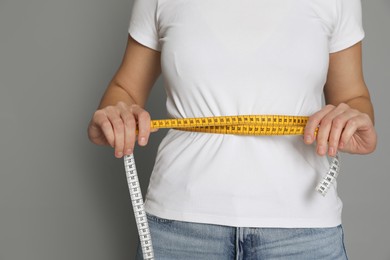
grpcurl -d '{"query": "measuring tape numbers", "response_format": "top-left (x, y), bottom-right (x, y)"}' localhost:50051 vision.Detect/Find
top-left (124, 114), bottom-right (340, 259)
top-left (150, 114), bottom-right (310, 135)
top-left (124, 154), bottom-right (154, 260)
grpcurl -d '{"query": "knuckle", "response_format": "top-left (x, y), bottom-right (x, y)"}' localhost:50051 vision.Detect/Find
top-left (349, 108), bottom-right (360, 116)
top-left (139, 110), bottom-right (151, 121)
top-left (117, 101), bottom-right (127, 108)
top-left (126, 136), bottom-right (135, 146)
top-left (328, 135), bottom-right (339, 146)
top-left (104, 105), bottom-right (119, 115)
top-left (316, 128), bottom-right (329, 139)
top-left (347, 118), bottom-right (358, 128)
top-left (305, 117), bottom-right (315, 127)
top-left (130, 104), bottom-right (140, 111)
top-left (305, 123), bottom-right (317, 135)
top-left (120, 110), bottom-right (132, 121)
top-left (320, 117), bottom-right (331, 126)
top-left (337, 103), bottom-right (348, 109)
top-left (93, 109), bottom-right (105, 119)
top-left (112, 118), bottom-right (124, 129)
top-left (317, 138), bottom-right (328, 147)
top-left (125, 116), bottom-right (136, 128)
top-left (325, 104), bottom-right (335, 110)
top-left (124, 135), bottom-right (133, 145)
top-left (115, 138), bottom-right (124, 147)
top-left (101, 120), bottom-right (112, 130)
top-left (361, 113), bottom-right (371, 122)
top-left (116, 137), bottom-right (125, 145)
top-left (332, 117), bottom-right (344, 129)
top-left (316, 132), bottom-right (328, 145)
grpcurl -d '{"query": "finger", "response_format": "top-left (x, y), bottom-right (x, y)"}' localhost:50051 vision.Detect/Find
top-left (107, 106), bottom-right (125, 158)
top-left (131, 104), bottom-right (151, 146)
top-left (92, 110), bottom-right (115, 147)
top-left (119, 103), bottom-right (137, 156)
top-left (327, 109), bottom-right (359, 157)
top-left (315, 104), bottom-right (348, 156)
top-left (338, 115), bottom-right (363, 150)
top-left (304, 105), bottom-right (335, 145)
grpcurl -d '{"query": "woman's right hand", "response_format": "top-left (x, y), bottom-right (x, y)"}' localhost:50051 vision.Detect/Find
top-left (87, 101), bottom-right (157, 158)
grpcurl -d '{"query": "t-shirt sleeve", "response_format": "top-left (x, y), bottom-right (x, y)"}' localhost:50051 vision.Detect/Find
top-left (128, 0), bottom-right (161, 52)
top-left (329, 0), bottom-right (365, 53)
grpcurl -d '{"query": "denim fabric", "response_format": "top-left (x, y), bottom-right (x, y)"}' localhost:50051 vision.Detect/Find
top-left (135, 212), bottom-right (348, 260)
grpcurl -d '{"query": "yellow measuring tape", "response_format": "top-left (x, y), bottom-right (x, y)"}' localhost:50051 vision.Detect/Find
top-left (147, 114), bottom-right (318, 135)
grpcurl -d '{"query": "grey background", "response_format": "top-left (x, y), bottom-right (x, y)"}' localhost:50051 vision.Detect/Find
top-left (0, 0), bottom-right (389, 259)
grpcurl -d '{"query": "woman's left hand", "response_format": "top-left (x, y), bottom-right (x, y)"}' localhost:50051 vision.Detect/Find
top-left (304, 103), bottom-right (377, 156)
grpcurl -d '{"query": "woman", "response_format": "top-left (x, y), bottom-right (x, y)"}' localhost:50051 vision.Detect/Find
top-left (87, 0), bottom-right (377, 258)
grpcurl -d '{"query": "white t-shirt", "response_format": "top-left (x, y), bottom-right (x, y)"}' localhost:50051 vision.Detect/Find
top-left (128, 0), bottom-right (365, 228)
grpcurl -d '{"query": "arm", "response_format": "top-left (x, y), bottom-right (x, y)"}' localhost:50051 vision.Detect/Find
top-left (87, 35), bottom-right (162, 158)
top-left (304, 41), bottom-right (377, 156)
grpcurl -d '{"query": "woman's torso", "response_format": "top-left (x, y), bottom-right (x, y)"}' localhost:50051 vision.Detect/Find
top-left (143, 0), bottom-right (345, 227)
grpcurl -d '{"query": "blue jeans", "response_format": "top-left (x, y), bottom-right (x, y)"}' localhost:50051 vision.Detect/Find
top-left (135, 212), bottom-right (348, 260)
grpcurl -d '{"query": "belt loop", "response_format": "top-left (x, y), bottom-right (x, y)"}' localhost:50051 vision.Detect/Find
top-left (235, 227), bottom-right (244, 260)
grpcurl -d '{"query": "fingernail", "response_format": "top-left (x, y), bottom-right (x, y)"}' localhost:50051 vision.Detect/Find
top-left (139, 137), bottom-right (146, 145)
top-left (318, 145), bottom-right (326, 155)
top-left (305, 135), bottom-right (312, 143)
top-left (116, 151), bottom-right (123, 158)
top-left (125, 149), bottom-right (132, 155)
top-left (329, 147), bottom-right (335, 156)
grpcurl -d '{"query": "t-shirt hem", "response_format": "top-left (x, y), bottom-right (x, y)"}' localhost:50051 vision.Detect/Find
top-left (144, 204), bottom-right (342, 228)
